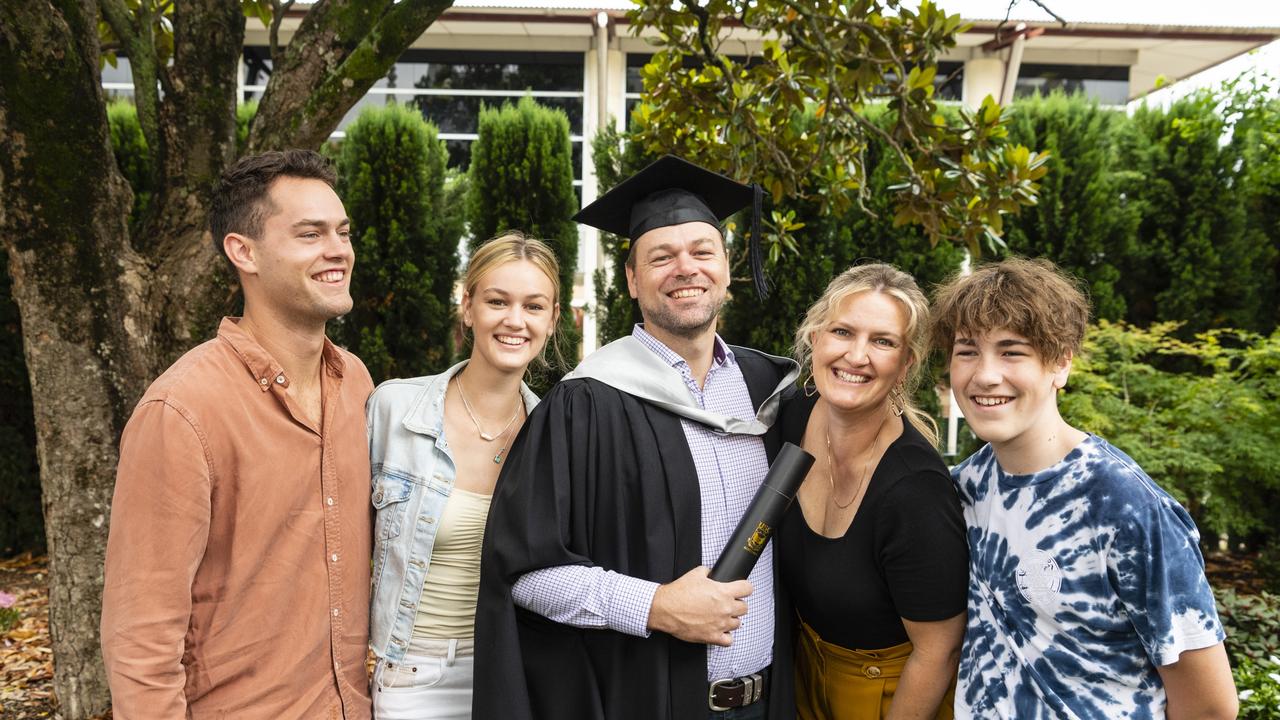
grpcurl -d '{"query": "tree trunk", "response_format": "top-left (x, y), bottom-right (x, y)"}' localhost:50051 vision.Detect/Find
top-left (2, 3), bottom-right (147, 715)
top-left (1, 0), bottom-right (451, 715)
top-left (0, 1), bottom-right (241, 715)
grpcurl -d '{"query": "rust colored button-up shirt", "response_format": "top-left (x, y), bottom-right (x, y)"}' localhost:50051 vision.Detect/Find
top-left (102, 318), bottom-right (374, 720)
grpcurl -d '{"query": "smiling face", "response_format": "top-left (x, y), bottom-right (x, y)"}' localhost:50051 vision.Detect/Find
top-left (949, 327), bottom-right (1072, 453)
top-left (462, 259), bottom-right (558, 375)
top-left (231, 176), bottom-right (354, 327)
top-left (625, 221), bottom-right (729, 344)
top-left (811, 291), bottom-right (911, 417)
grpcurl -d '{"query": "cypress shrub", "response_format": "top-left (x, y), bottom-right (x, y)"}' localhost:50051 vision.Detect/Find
top-left (467, 96), bottom-right (579, 377)
top-left (334, 103), bottom-right (460, 382)
top-left (1002, 92), bottom-right (1140, 320)
top-left (1232, 96), bottom-right (1280, 333)
top-left (1120, 94), bottom-right (1268, 333)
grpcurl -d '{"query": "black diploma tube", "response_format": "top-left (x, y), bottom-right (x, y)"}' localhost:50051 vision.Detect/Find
top-left (709, 442), bottom-right (815, 582)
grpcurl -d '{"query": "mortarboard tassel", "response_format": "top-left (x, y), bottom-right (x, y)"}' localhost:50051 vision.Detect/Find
top-left (749, 182), bottom-right (770, 300)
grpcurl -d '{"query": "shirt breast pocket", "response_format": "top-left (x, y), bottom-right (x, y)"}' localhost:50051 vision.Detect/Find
top-left (372, 472), bottom-right (414, 541)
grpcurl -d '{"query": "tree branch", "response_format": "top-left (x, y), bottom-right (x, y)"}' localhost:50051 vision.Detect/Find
top-left (269, 0), bottom-right (296, 61)
top-left (98, 0), bottom-right (164, 186)
top-left (249, 0), bottom-right (455, 152)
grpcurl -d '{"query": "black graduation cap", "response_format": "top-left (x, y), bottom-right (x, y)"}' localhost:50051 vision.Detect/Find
top-left (573, 155), bottom-right (772, 299)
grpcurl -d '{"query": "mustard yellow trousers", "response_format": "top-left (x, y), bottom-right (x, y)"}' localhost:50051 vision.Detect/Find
top-left (795, 620), bottom-right (955, 720)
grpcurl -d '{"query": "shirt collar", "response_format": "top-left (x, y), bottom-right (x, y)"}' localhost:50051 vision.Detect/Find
top-left (630, 324), bottom-right (734, 376)
top-left (401, 359), bottom-right (540, 438)
top-left (217, 317), bottom-right (345, 392)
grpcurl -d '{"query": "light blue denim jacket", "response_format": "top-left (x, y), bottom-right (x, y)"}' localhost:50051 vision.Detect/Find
top-left (366, 360), bottom-right (539, 662)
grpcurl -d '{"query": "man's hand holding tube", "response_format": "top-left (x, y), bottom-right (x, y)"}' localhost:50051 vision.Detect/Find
top-left (648, 566), bottom-right (753, 646)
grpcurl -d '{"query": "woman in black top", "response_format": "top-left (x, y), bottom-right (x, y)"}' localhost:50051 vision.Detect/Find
top-left (779, 263), bottom-right (967, 720)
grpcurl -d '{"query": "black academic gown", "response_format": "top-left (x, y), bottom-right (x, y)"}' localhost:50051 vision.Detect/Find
top-left (474, 346), bottom-right (796, 720)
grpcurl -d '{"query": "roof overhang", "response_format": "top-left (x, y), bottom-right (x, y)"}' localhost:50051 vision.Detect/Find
top-left (258, 1), bottom-right (1280, 98)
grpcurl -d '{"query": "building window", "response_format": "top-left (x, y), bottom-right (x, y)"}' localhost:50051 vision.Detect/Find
top-left (101, 56), bottom-right (136, 100)
top-left (934, 61), bottom-right (964, 102)
top-left (241, 47), bottom-right (585, 182)
top-left (1014, 63), bottom-right (1129, 105)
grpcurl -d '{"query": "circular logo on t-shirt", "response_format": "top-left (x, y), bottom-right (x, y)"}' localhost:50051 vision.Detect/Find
top-left (1015, 550), bottom-right (1062, 605)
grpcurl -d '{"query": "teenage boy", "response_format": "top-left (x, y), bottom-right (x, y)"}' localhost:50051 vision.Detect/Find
top-left (101, 151), bottom-right (374, 719)
top-left (931, 257), bottom-right (1237, 719)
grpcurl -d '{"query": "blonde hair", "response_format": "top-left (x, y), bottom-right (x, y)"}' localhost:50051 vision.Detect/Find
top-left (463, 231), bottom-right (564, 370)
top-left (793, 263), bottom-right (938, 446)
top-left (929, 256), bottom-right (1090, 365)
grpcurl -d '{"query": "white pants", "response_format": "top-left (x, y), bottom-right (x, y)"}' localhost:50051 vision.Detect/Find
top-left (373, 637), bottom-right (474, 720)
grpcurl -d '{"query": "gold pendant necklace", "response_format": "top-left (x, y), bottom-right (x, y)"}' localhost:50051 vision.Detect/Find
top-left (456, 374), bottom-right (521, 442)
top-left (825, 409), bottom-right (889, 510)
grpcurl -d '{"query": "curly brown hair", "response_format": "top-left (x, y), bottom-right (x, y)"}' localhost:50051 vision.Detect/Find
top-left (793, 262), bottom-right (938, 446)
top-left (929, 257), bottom-right (1090, 365)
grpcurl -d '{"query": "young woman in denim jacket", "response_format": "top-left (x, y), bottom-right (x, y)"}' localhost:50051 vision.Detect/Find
top-left (366, 233), bottom-right (562, 719)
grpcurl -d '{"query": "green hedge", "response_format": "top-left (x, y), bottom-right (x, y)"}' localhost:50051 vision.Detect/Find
top-left (333, 103), bottom-right (461, 383)
top-left (467, 96), bottom-right (579, 382)
top-left (1001, 93), bottom-right (1139, 320)
top-left (1118, 94), bottom-right (1276, 333)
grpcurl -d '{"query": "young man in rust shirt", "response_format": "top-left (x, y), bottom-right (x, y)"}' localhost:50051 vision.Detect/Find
top-left (101, 150), bottom-right (375, 719)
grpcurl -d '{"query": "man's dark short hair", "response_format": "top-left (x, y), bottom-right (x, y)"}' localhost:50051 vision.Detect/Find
top-left (209, 150), bottom-right (337, 257)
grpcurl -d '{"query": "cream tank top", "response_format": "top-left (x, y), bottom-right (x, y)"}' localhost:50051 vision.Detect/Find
top-left (413, 487), bottom-right (492, 639)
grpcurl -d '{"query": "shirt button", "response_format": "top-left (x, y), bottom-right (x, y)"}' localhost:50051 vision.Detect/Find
top-left (259, 377), bottom-right (269, 386)
top-left (374, 491), bottom-right (384, 503)
top-left (332, 608), bottom-right (340, 617)
top-left (326, 497), bottom-right (335, 506)
top-left (275, 374), bottom-right (286, 384)
top-left (331, 554), bottom-right (338, 562)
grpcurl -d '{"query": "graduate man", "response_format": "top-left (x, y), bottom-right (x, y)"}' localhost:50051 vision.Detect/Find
top-left (474, 156), bottom-right (799, 720)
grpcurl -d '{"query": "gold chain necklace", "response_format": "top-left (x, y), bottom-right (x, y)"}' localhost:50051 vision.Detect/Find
top-left (825, 409), bottom-right (889, 510)
top-left (455, 374), bottom-right (521, 442)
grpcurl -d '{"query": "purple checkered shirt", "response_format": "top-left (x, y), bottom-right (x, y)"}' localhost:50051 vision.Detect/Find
top-left (512, 324), bottom-right (774, 680)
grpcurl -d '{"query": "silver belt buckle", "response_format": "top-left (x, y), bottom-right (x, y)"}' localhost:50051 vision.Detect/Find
top-left (708, 673), bottom-right (763, 711)
top-left (708, 677), bottom-right (735, 712)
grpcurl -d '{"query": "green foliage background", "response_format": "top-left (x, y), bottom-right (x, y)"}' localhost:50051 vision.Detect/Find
top-left (1, 89), bottom-right (1279, 556)
top-left (720, 106), bottom-right (965, 358)
top-left (332, 103), bottom-right (461, 383)
top-left (467, 96), bottom-right (580, 383)
top-left (1214, 589), bottom-right (1280, 718)
top-left (1000, 93), bottom-right (1140, 320)
top-left (1060, 322), bottom-right (1280, 544)
top-left (1118, 95), bottom-right (1276, 333)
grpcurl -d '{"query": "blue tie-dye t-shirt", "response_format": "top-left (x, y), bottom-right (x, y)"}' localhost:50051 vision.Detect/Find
top-left (951, 435), bottom-right (1224, 719)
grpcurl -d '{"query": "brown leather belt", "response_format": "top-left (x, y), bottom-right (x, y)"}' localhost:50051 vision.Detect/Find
top-left (708, 666), bottom-right (770, 712)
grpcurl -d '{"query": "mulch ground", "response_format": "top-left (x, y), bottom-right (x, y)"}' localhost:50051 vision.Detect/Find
top-left (0, 551), bottom-right (1268, 717)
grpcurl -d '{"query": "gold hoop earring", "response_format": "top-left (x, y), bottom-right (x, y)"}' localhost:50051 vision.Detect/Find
top-left (802, 373), bottom-right (818, 398)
